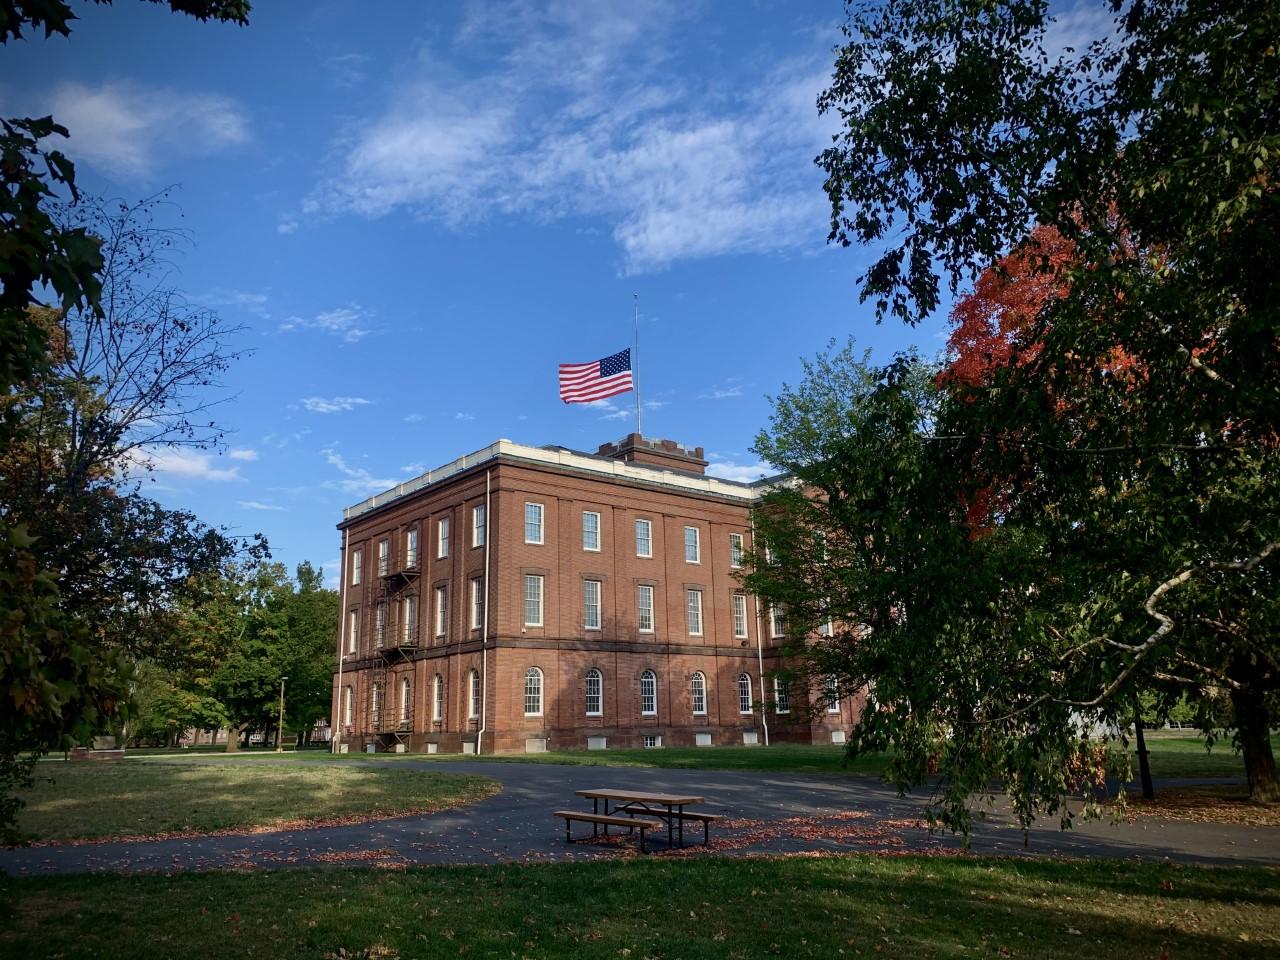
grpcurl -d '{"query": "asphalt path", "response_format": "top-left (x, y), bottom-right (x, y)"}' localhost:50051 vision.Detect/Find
top-left (2, 760), bottom-right (1276, 876)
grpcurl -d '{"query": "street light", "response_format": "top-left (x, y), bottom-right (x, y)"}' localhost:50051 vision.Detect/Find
top-left (276, 676), bottom-right (288, 753)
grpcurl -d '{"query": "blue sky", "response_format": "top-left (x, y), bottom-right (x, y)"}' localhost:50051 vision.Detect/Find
top-left (5, 1), bottom-right (1108, 584)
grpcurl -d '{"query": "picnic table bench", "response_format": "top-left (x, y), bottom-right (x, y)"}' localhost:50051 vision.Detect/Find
top-left (553, 810), bottom-right (664, 852)
top-left (572, 789), bottom-right (725, 848)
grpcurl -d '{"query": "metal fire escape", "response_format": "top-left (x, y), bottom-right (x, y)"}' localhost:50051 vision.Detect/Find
top-left (369, 543), bottom-right (420, 750)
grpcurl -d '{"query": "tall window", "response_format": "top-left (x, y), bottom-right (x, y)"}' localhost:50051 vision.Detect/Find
top-left (375, 601), bottom-right (387, 647)
top-left (524, 667), bottom-right (543, 716)
top-left (684, 526), bottom-right (700, 563)
top-left (637, 585), bottom-right (654, 633)
top-left (406, 528), bottom-right (418, 567)
top-left (732, 594), bottom-right (749, 639)
top-left (347, 609), bottom-right (359, 654)
top-left (524, 502), bottom-right (544, 544)
top-left (583, 579), bottom-right (601, 630)
top-left (472, 504), bottom-right (486, 547)
top-left (729, 533), bottom-right (744, 568)
top-left (524, 574), bottom-right (544, 626)
top-left (435, 585), bottom-right (447, 639)
top-left (686, 588), bottom-right (703, 636)
top-left (343, 685), bottom-right (353, 725)
top-left (437, 516), bottom-right (449, 558)
top-left (690, 672), bottom-right (707, 715)
top-left (770, 604), bottom-right (786, 639)
top-left (400, 677), bottom-right (411, 723)
top-left (469, 670), bottom-right (481, 719)
top-left (738, 672), bottom-right (753, 714)
top-left (635, 518), bottom-right (652, 557)
top-left (640, 670), bottom-right (657, 716)
top-left (825, 676), bottom-right (840, 714)
top-left (371, 682), bottom-right (382, 724)
top-left (403, 594), bottom-right (417, 643)
top-left (378, 539), bottom-right (389, 576)
top-left (584, 668), bottom-right (603, 716)
top-left (773, 676), bottom-right (791, 714)
top-left (433, 674), bottom-right (444, 722)
top-left (351, 548), bottom-right (362, 585)
top-left (582, 511), bottom-right (600, 551)
top-left (470, 577), bottom-right (485, 630)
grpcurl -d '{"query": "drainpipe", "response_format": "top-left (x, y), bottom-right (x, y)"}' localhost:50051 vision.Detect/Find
top-left (477, 469), bottom-right (492, 754)
top-left (749, 516), bottom-right (769, 747)
top-left (333, 527), bottom-right (349, 754)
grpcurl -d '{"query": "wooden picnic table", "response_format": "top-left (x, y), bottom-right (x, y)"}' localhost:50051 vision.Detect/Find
top-left (575, 788), bottom-right (705, 848)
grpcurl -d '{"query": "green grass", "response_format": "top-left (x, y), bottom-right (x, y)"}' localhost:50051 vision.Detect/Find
top-left (1138, 733), bottom-right (1277, 780)
top-left (2, 856), bottom-right (1276, 959)
top-left (14, 758), bottom-right (500, 842)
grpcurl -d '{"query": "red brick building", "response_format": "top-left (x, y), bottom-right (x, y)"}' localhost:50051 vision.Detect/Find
top-left (331, 435), bottom-right (861, 754)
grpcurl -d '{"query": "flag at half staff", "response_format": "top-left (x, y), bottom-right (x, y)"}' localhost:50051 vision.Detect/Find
top-left (559, 348), bottom-right (634, 403)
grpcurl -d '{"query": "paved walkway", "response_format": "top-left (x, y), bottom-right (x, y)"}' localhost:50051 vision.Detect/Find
top-left (2, 761), bottom-right (1276, 876)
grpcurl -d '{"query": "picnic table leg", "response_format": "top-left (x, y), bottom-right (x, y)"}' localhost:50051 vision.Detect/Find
top-left (640, 824), bottom-right (647, 854)
top-left (593, 797), bottom-right (599, 837)
top-left (666, 805), bottom-right (673, 848)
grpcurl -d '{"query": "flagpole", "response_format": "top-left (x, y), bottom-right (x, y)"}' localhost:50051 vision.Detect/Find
top-left (633, 293), bottom-right (641, 437)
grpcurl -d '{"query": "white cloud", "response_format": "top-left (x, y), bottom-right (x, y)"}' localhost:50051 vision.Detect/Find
top-left (279, 305), bottom-right (374, 343)
top-left (44, 81), bottom-right (248, 180)
top-left (139, 448), bottom-right (242, 482)
top-left (705, 459), bottom-right (771, 483)
top-left (199, 289), bottom-right (271, 319)
top-left (322, 448), bottom-right (399, 496)
top-left (229, 448), bottom-right (259, 461)
top-left (305, 4), bottom-right (834, 272)
top-left (301, 396), bottom-right (373, 414)
top-left (454, 412), bottom-right (475, 421)
top-left (277, 215), bottom-right (299, 235)
top-left (237, 500), bottom-right (285, 511)
top-left (403, 413), bottom-right (425, 423)
top-left (1045, 1), bottom-right (1120, 59)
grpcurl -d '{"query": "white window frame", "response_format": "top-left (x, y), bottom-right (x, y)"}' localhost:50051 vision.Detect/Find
top-left (686, 588), bottom-right (703, 636)
top-left (524, 667), bottom-right (543, 717)
top-left (635, 518), bottom-right (652, 558)
top-left (400, 676), bottom-right (411, 723)
top-left (825, 676), bottom-right (840, 714)
top-left (729, 532), bottom-right (744, 568)
top-left (351, 548), bottom-right (362, 585)
top-left (690, 671), bottom-right (707, 716)
top-left (371, 682), bottom-right (382, 724)
top-left (584, 668), bottom-right (603, 717)
top-left (468, 670), bottom-right (481, 719)
top-left (406, 528), bottom-right (418, 568)
top-left (435, 585), bottom-right (447, 639)
top-left (470, 576), bottom-right (484, 631)
top-left (774, 675), bottom-right (791, 714)
top-left (583, 579), bottom-right (601, 630)
top-left (375, 601), bottom-right (387, 648)
top-left (640, 669), bottom-right (657, 716)
top-left (582, 510), bottom-right (601, 552)
top-left (732, 594), bottom-right (748, 639)
top-left (684, 525), bottom-right (700, 564)
top-left (437, 516), bottom-right (449, 559)
top-left (403, 594), bottom-right (417, 643)
top-left (433, 674), bottom-right (444, 722)
top-left (524, 574), bottom-right (544, 627)
top-left (770, 604), bottom-right (786, 639)
top-left (347, 609), bottom-right (359, 654)
top-left (636, 584), bottom-right (655, 633)
top-left (378, 539), bottom-right (389, 576)
top-left (524, 502), bottom-right (544, 545)
top-left (738, 672), bottom-right (753, 714)
top-left (472, 504), bottom-right (486, 547)
top-left (343, 685), bottom-right (353, 725)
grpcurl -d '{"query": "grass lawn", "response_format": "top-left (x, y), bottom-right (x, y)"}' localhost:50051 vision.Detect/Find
top-left (1139, 733), bottom-right (1276, 780)
top-left (2, 855), bottom-right (1276, 959)
top-left (13, 758), bottom-right (499, 843)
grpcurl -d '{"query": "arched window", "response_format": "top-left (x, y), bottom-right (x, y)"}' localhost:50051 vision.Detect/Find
top-left (468, 670), bottom-right (481, 719)
top-left (825, 676), bottom-right (840, 714)
top-left (738, 672), bottom-right (753, 714)
top-left (343, 685), bottom-right (353, 725)
top-left (524, 667), bottom-right (543, 716)
top-left (690, 671), bottom-right (707, 716)
top-left (640, 670), bottom-right (657, 716)
top-left (433, 674), bottom-right (444, 722)
top-left (400, 676), bottom-right (411, 723)
top-left (584, 668), bottom-right (603, 716)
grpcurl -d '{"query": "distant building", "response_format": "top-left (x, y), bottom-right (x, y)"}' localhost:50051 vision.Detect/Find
top-left (332, 434), bottom-right (861, 754)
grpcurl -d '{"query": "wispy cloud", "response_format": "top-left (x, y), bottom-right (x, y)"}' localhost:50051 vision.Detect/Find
top-left (199, 288), bottom-right (271, 319)
top-left (42, 81), bottom-right (248, 180)
top-left (237, 499), bottom-right (285, 511)
top-left (301, 396), bottom-right (373, 414)
top-left (279, 305), bottom-right (374, 343)
top-left (138, 448), bottom-right (243, 482)
top-left (303, 2), bottom-right (834, 272)
top-left (229, 448), bottom-right (259, 461)
top-left (705, 459), bottom-right (771, 483)
top-left (322, 448), bottom-right (399, 496)
top-left (454, 412), bottom-right (475, 421)
top-left (403, 413), bottom-right (425, 423)
top-left (700, 378), bottom-right (747, 400)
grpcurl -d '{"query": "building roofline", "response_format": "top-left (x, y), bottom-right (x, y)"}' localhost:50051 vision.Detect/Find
top-left (339, 439), bottom-right (781, 527)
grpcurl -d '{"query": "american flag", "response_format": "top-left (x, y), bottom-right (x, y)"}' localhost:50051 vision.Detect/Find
top-left (559, 348), bottom-right (634, 403)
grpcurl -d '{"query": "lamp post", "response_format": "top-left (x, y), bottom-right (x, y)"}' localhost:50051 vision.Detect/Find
top-left (276, 676), bottom-right (288, 753)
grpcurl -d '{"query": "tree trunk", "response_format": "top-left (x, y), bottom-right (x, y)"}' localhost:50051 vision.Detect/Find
top-left (223, 725), bottom-right (243, 753)
top-left (1230, 684), bottom-right (1279, 804)
top-left (1132, 696), bottom-right (1155, 800)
